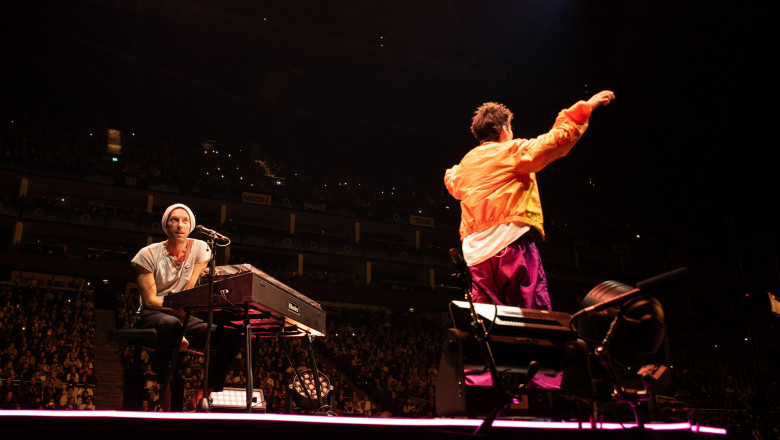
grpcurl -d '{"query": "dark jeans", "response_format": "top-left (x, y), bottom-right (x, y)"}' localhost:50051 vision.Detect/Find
top-left (135, 309), bottom-right (242, 392)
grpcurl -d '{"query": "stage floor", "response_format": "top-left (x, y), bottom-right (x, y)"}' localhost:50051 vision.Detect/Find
top-left (1, 410), bottom-right (727, 439)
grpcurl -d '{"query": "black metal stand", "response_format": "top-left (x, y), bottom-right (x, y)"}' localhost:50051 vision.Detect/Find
top-left (279, 333), bottom-right (329, 414)
top-left (242, 303), bottom-right (254, 412)
top-left (594, 300), bottom-right (651, 431)
top-left (468, 292), bottom-right (510, 435)
top-left (448, 249), bottom-right (509, 435)
top-left (305, 333), bottom-right (325, 409)
top-left (196, 237), bottom-right (217, 412)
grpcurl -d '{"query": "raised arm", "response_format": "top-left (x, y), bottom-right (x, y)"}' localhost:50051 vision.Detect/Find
top-left (587, 90), bottom-right (616, 110)
top-left (516, 90), bottom-right (616, 173)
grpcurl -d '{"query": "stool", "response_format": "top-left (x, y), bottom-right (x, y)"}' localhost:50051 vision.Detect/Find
top-left (108, 328), bottom-right (158, 411)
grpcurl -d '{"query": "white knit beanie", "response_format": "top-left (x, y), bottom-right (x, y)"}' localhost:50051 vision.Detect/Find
top-left (161, 203), bottom-right (196, 235)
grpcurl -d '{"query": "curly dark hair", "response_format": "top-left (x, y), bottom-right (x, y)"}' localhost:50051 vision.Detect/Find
top-left (470, 102), bottom-right (513, 143)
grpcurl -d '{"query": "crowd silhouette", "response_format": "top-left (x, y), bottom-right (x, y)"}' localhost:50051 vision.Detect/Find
top-left (1, 272), bottom-right (777, 439)
top-left (0, 277), bottom-right (97, 410)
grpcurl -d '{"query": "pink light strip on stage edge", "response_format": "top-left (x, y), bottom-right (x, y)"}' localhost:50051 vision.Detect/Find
top-left (491, 419), bottom-right (726, 435)
top-left (0, 410), bottom-right (727, 435)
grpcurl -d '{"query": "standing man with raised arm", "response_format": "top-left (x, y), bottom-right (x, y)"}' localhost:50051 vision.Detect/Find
top-left (445, 91), bottom-right (615, 310)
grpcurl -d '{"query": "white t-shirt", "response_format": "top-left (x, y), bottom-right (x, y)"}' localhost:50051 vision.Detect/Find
top-left (131, 239), bottom-right (211, 298)
top-left (462, 222), bottom-right (530, 266)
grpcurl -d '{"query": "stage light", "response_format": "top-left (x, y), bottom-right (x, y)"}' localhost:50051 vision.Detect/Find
top-left (209, 387), bottom-right (266, 412)
top-left (576, 280), bottom-right (666, 370)
top-left (567, 278), bottom-right (673, 423)
top-left (289, 370), bottom-right (333, 411)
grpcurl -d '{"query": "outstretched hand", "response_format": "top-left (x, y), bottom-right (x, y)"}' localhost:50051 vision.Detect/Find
top-left (587, 90), bottom-right (616, 110)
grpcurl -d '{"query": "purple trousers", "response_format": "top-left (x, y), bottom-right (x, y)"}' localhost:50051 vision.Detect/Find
top-left (468, 233), bottom-right (551, 311)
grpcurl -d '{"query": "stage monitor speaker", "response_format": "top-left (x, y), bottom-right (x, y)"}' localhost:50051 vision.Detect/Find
top-left (435, 328), bottom-right (494, 418)
top-left (435, 328), bottom-right (574, 419)
top-left (447, 301), bottom-right (576, 376)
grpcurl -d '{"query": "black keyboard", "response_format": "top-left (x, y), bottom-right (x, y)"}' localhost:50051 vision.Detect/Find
top-left (163, 264), bottom-right (326, 337)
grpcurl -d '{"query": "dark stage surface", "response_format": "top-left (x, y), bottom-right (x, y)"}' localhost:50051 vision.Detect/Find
top-left (1, 410), bottom-right (727, 440)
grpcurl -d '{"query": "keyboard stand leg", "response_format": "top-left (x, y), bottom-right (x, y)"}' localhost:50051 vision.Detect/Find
top-left (243, 304), bottom-right (254, 412)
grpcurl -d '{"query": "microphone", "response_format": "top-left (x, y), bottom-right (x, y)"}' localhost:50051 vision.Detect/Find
top-left (449, 248), bottom-right (472, 290)
top-left (449, 248), bottom-right (468, 272)
top-left (636, 267), bottom-right (689, 295)
top-left (195, 225), bottom-right (230, 242)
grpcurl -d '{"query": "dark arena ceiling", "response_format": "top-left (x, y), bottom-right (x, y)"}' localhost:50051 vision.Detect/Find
top-left (1, 0), bottom-right (775, 289)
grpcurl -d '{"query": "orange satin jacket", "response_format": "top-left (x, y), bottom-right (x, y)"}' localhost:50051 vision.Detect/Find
top-left (445, 101), bottom-right (592, 241)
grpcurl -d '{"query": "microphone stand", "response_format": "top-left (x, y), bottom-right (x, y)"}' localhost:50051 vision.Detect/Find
top-left (593, 304), bottom-right (650, 430)
top-left (449, 250), bottom-right (507, 435)
top-left (567, 267), bottom-right (688, 430)
top-left (196, 236), bottom-right (216, 412)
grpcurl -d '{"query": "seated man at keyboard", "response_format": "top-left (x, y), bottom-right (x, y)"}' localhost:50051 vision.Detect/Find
top-left (131, 203), bottom-right (242, 411)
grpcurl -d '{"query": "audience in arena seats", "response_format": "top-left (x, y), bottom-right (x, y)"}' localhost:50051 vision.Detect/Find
top-left (0, 272), bottom-right (775, 439)
top-left (0, 277), bottom-right (97, 410)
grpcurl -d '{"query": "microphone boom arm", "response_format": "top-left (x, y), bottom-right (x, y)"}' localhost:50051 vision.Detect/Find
top-left (195, 225), bottom-right (231, 245)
